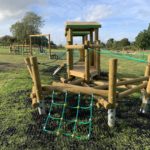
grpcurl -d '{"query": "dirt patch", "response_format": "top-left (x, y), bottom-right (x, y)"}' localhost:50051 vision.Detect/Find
top-left (0, 62), bottom-right (23, 71)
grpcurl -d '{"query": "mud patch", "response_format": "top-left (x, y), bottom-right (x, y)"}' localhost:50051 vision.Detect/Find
top-left (0, 62), bottom-right (23, 72)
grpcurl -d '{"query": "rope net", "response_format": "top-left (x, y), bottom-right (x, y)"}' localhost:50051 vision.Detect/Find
top-left (43, 91), bottom-right (93, 140)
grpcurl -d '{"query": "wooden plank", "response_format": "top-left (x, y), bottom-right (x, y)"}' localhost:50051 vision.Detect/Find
top-left (70, 70), bottom-right (85, 78)
top-left (108, 59), bottom-right (117, 107)
top-left (30, 34), bottom-right (50, 37)
top-left (95, 76), bottom-right (149, 89)
top-left (42, 82), bottom-right (108, 97)
top-left (119, 82), bottom-right (147, 98)
top-left (24, 57), bottom-right (33, 79)
top-left (94, 96), bottom-right (112, 109)
top-left (65, 44), bottom-right (86, 50)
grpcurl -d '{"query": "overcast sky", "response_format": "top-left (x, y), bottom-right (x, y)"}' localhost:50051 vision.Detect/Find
top-left (0, 0), bottom-right (149, 44)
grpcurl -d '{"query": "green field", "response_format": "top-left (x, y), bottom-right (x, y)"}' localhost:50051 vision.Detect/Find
top-left (0, 48), bottom-right (150, 150)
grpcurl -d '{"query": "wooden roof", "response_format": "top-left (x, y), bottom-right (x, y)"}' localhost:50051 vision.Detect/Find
top-left (65, 21), bottom-right (101, 36)
top-left (72, 31), bottom-right (90, 36)
top-left (66, 22), bottom-right (101, 29)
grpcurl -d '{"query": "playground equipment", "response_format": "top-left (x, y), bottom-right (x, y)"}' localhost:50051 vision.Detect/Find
top-left (9, 44), bottom-right (30, 55)
top-left (29, 34), bottom-right (58, 59)
top-left (65, 22), bottom-right (101, 82)
top-left (25, 22), bottom-right (150, 139)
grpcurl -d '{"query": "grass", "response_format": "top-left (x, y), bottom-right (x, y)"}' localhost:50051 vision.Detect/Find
top-left (0, 47), bottom-right (150, 150)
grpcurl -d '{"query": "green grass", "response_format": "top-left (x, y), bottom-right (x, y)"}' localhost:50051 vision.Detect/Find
top-left (0, 48), bottom-right (150, 150)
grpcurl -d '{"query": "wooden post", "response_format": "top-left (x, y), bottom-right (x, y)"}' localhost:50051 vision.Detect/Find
top-left (79, 36), bottom-right (85, 61)
top-left (139, 55), bottom-right (150, 115)
top-left (90, 30), bottom-right (94, 66)
top-left (66, 28), bottom-right (73, 78)
top-left (30, 57), bottom-right (45, 114)
top-left (29, 36), bottom-right (32, 55)
top-left (108, 59), bottom-right (117, 127)
top-left (48, 34), bottom-right (51, 59)
top-left (85, 40), bottom-right (90, 82)
top-left (95, 29), bottom-right (100, 75)
top-left (24, 57), bottom-right (33, 79)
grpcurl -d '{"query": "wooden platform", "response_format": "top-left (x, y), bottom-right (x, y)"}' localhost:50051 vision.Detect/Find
top-left (69, 62), bottom-right (98, 78)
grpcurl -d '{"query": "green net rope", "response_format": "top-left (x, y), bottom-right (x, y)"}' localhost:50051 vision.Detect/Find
top-left (88, 48), bottom-right (148, 63)
top-left (43, 91), bottom-right (94, 140)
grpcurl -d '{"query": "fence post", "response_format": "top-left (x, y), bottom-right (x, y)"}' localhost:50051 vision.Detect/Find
top-left (140, 55), bottom-right (150, 115)
top-left (30, 56), bottom-right (45, 115)
top-left (108, 59), bottom-right (117, 127)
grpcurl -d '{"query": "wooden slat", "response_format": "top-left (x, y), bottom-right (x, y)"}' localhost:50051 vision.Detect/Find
top-left (94, 96), bottom-right (112, 109)
top-left (95, 76), bottom-right (149, 89)
top-left (30, 34), bottom-right (50, 37)
top-left (24, 57), bottom-right (33, 79)
top-left (42, 82), bottom-right (108, 97)
top-left (119, 82), bottom-right (147, 98)
top-left (65, 44), bottom-right (86, 50)
top-left (70, 70), bottom-right (85, 78)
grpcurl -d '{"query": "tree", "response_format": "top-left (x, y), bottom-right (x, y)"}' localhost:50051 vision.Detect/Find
top-left (0, 35), bottom-right (16, 45)
top-left (120, 38), bottom-right (130, 47)
top-left (10, 11), bottom-right (44, 43)
top-left (135, 24), bottom-right (150, 49)
top-left (100, 42), bottom-right (106, 48)
top-left (106, 38), bottom-right (114, 49)
top-left (135, 30), bottom-right (150, 49)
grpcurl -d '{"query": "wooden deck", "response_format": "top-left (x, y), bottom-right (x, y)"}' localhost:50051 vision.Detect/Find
top-left (69, 62), bottom-right (98, 78)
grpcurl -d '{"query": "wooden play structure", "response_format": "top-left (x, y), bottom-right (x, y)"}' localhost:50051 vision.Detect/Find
top-left (9, 44), bottom-right (30, 55)
top-left (65, 22), bottom-right (101, 81)
top-left (25, 22), bottom-right (150, 138)
top-left (29, 34), bottom-right (58, 59)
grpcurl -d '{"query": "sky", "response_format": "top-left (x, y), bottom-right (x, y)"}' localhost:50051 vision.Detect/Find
top-left (0, 0), bottom-right (150, 44)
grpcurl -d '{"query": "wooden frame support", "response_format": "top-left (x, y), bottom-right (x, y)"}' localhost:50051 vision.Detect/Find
top-left (42, 82), bottom-right (108, 97)
top-left (140, 55), bottom-right (150, 114)
top-left (85, 40), bottom-right (90, 82)
top-left (108, 59), bottom-right (117, 128)
top-left (29, 34), bottom-right (51, 58)
top-left (66, 28), bottom-right (73, 79)
top-left (30, 57), bottom-right (45, 114)
top-left (94, 28), bottom-right (100, 75)
top-left (118, 82), bottom-right (147, 98)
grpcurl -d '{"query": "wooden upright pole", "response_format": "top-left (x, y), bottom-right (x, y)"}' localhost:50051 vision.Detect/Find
top-left (30, 57), bottom-right (45, 114)
top-left (30, 36), bottom-right (32, 55)
top-left (79, 36), bottom-right (85, 61)
top-left (146, 56), bottom-right (150, 94)
top-left (95, 28), bottom-right (100, 75)
top-left (85, 40), bottom-right (90, 82)
top-left (140, 55), bottom-right (150, 115)
top-left (108, 59), bottom-right (117, 127)
top-left (66, 28), bottom-right (73, 78)
top-left (90, 30), bottom-right (94, 66)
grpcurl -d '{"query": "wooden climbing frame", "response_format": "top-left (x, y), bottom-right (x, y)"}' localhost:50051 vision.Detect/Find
top-left (65, 22), bottom-right (101, 82)
top-left (25, 21), bottom-right (150, 128)
top-left (29, 34), bottom-right (51, 58)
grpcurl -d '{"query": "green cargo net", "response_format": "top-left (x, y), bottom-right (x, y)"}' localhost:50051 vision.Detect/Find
top-left (43, 91), bottom-right (93, 140)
